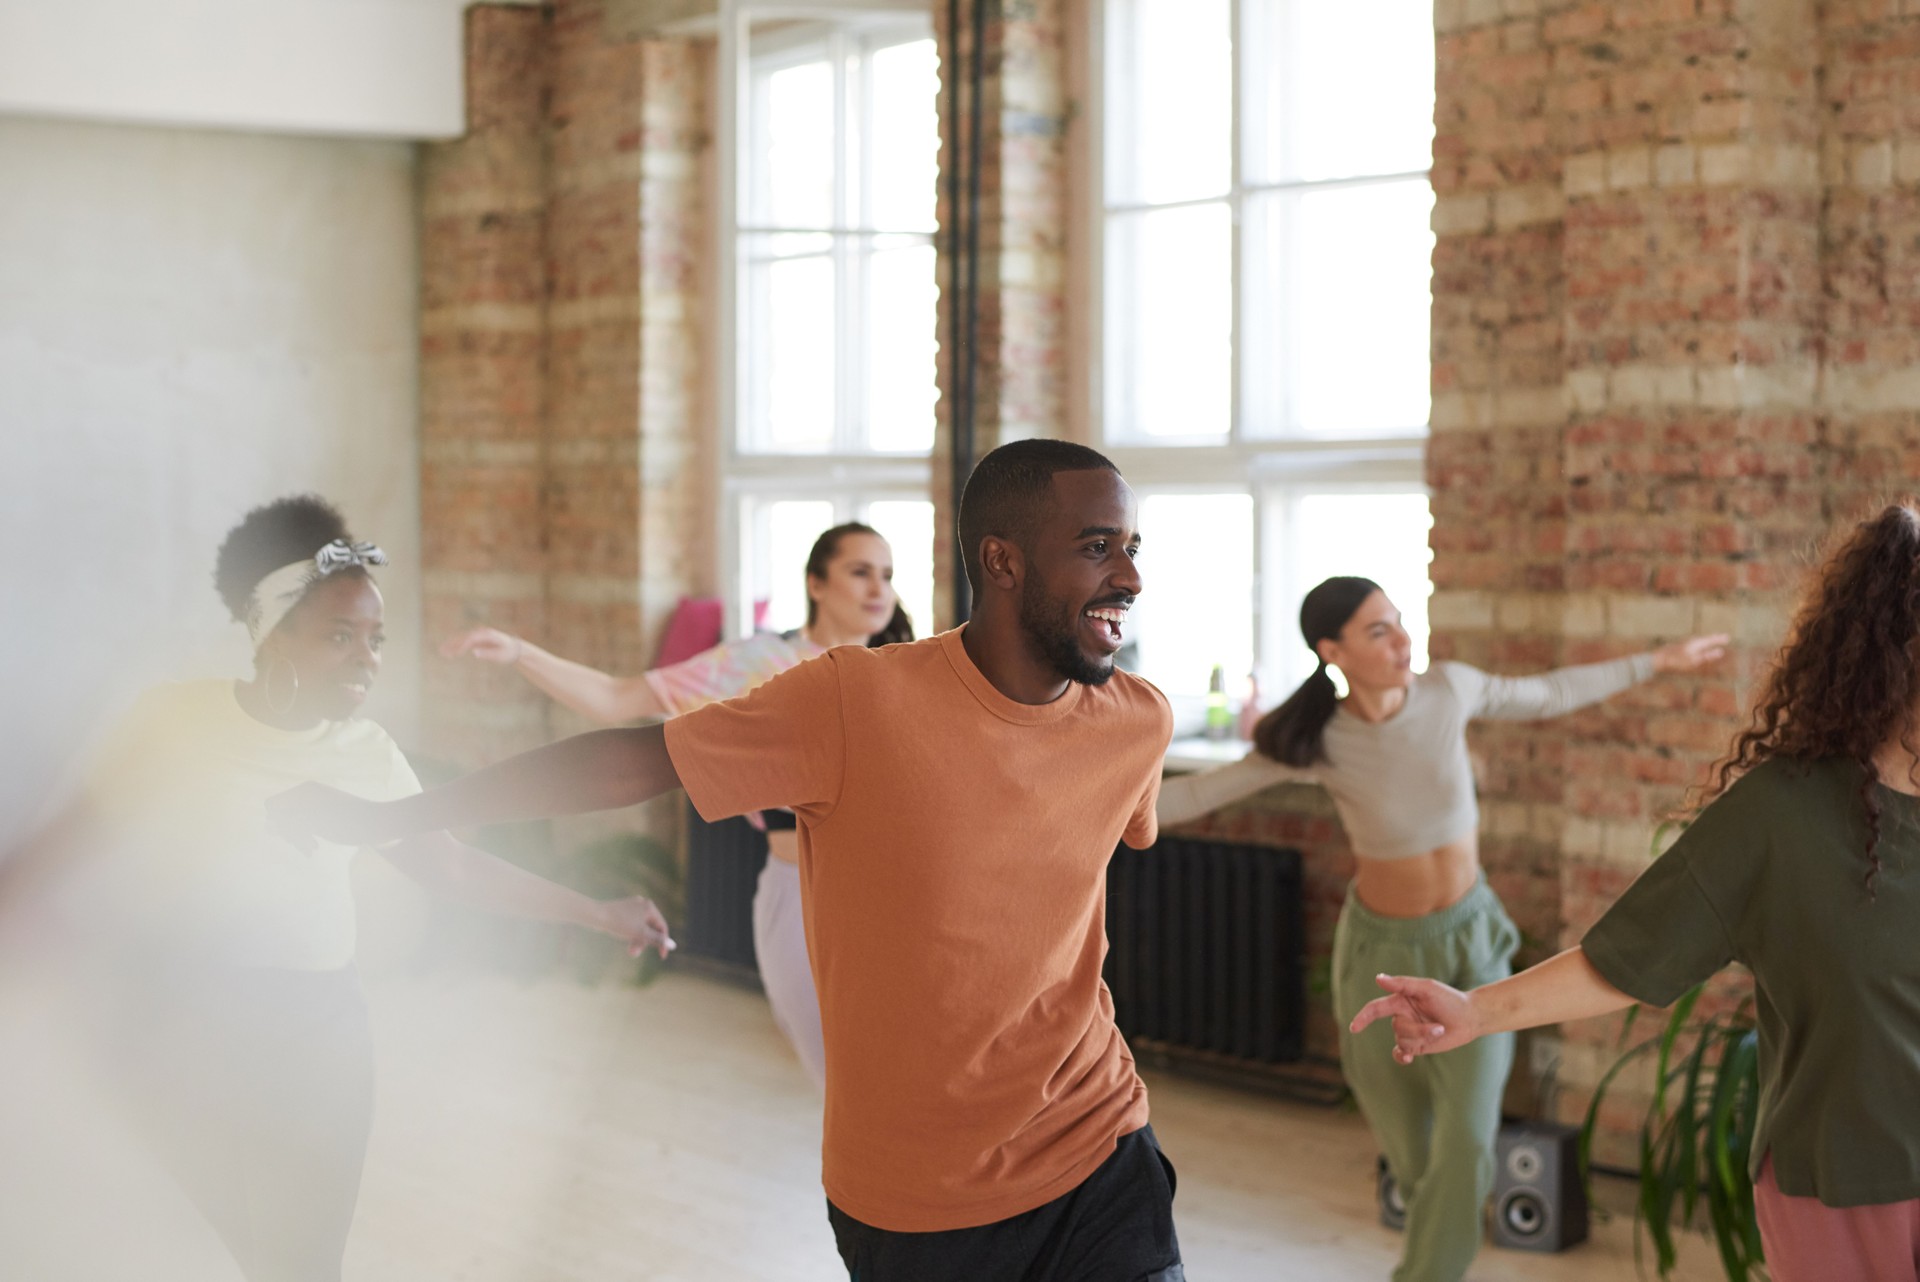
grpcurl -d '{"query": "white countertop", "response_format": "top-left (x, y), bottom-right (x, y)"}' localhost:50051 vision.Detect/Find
top-left (1163, 735), bottom-right (1253, 774)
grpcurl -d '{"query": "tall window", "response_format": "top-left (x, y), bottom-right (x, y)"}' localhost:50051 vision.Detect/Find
top-left (1096, 0), bottom-right (1436, 709)
top-left (723, 12), bottom-right (940, 639)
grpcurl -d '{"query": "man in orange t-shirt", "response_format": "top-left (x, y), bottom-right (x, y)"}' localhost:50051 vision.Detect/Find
top-left (273, 439), bottom-right (1184, 1279)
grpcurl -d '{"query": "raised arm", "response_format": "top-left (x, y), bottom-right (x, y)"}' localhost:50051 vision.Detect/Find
top-left (1456, 633), bottom-right (1728, 721)
top-left (270, 724), bottom-right (680, 849)
top-left (1348, 945), bottom-right (1637, 1064)
top-left (1156, 752), bottom-right (1315, 827)
top-left (441, 627), bottom-right (666, 724)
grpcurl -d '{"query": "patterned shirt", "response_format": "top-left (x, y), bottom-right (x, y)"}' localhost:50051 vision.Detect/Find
top-left (643, 630), bottom-right (827, 717)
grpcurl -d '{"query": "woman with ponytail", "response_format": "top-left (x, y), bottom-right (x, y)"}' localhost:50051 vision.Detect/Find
top-left (1351, 503), bottom-right (1920, 1282)
top-left (441, 522), bottom-right (914, 1089)
top-left (1158, 575), bottom-right (1726, 1282)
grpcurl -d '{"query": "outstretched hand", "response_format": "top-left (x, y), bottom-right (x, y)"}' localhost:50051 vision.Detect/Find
top-left (597, 895), bottom-right (677, 960)
top-left (1348, 974), bottom-right (1482, 1065)
top-left (440, 626), bottom-right (523, 666)
top-left (267, 782), bottom-right (387, 853)
top-left (1651, 633), bottom-right (1730, 675)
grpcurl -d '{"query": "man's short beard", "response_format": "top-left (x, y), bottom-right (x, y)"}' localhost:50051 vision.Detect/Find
top-left (1020, 568), bottom-right (1115, 687)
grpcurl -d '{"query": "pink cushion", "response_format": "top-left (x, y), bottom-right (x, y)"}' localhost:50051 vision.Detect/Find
top-left (653, 597), bottom-right (777, 666)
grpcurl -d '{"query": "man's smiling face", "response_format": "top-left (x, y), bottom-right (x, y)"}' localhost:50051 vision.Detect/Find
top-left (1016, 469), bottom-right (1143, 687)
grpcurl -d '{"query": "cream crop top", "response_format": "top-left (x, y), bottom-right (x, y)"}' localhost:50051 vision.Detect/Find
top-left (1155, 656), bottom-right (1656, 859)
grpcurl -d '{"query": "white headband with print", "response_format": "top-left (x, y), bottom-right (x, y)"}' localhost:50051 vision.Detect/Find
top-left (246, 539), bottom-right (388, 648)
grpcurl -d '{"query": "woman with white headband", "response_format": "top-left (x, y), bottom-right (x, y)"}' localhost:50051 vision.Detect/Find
top-left (5, 495), bottom-right (672, 1282)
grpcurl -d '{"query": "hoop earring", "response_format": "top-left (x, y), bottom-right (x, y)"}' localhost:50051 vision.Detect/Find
top-left (264, 655), bottom-right (300, 715)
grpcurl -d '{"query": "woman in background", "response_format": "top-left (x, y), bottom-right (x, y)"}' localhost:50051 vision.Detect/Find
top-left (1157, 575), bottom-right (1725, 1282)
top-left (442, 522), bottom-right (912, 1089)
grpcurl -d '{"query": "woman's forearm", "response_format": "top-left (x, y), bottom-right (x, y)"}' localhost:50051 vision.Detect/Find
top-left (386, 833), bottom-right (610, 931)
top-left (513, 642), bottom-right (666, 724)
top-left (1471, 946), bottom-right (1638, 1036)
top-left (1157, 753), bottom-right (1311, 827)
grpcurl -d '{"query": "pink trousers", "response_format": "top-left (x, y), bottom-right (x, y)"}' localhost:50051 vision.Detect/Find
top-left (1756, 1157), bottom-right (1920, 1282)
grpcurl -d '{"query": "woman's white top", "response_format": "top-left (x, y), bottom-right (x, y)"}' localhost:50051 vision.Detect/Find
top-left (1155, 656), bottom-right (1655, 859)
top-left (81, 680), bottom-right (422, 970)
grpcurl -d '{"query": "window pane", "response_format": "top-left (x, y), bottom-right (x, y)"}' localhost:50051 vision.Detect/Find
top-left (1105, 204), bottom-right (1232, 441)
top-left (1244, 0), bottom-right (1434, 184)
top-left (865, 240), bottom-right (938, 452)
top-left (1130, 493), bottom-right (1254, 700)
top-left (748, 249), bottom-right (836, 451)
top-left (1245, 180), bottom-right (1433, 437)
top-left (761, 60), bottom-right (836, 228)
top-left (1268, 491), bottom-right (1432, 693)
top-left (750, 500), bottom-right (838, 635)
top-left (868, 39), bottom-right (939, 233)
top-left (861, 499), bottom-right (935, 640)
top-left (1105, 0), bottom-right (1231, 205)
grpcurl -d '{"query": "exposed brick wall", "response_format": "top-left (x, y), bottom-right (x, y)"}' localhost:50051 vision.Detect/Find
top-left (419, 4), bottom-right (553, 770)
top-left (419, 2), bottom-right (709, 852)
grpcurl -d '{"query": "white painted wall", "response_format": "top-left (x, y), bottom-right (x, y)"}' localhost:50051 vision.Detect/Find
top-left (0, 0), bottom-right (471, 140)
top-left (0, 115), bottom-right (423, 835)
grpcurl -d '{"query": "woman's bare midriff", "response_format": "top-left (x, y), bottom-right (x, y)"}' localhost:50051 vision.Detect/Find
top-left (767, 829), bottom-right (801, 865)
top-left (1351, 836), bottom-right (1480, 918)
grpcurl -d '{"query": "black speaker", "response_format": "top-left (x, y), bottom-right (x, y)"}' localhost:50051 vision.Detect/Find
top-left (1490, 1122), bottom-right (1588, 1253)
top-left (1376, 1154), bottom-right (1407, 1232)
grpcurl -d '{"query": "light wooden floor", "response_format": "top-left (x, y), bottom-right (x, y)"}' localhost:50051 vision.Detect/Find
top-left (2, 965), bottom-right (1724, 1281)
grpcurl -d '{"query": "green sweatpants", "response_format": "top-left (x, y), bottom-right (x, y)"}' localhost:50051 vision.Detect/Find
top-left (1332, 877), bottom-right (1520, 1282)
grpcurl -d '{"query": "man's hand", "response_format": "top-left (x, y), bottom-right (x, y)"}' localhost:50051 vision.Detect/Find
top-left (593, 895), bottom-right (677, 959)
top-left (1651, 633), bottom-right (1731, 675)
top-left (439, 626), bottom-right (524, 666)
top-left (1348, 974), bottom-right (1482, 1065)
top-left (267, 782), bottom-right (387, 852)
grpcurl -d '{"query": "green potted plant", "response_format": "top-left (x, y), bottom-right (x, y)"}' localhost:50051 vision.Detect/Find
top-left (1578, 979), bottom-right (1764, 1280)
top-left (561, 829), bottom-right (685, 987)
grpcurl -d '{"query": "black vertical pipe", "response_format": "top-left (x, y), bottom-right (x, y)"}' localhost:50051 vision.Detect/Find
top-left (945, 0), bottom-right (966, 623)
top-left (946, 0), bottom-right (986, 625)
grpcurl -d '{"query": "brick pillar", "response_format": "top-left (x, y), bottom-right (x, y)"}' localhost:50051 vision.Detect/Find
top-left (636, 41), bottom-right (711, 646)
top-left (932, 0), bottom-right (1073, 630)
top-left (543, 0), bottom-right (652, 707)
top-left (1543, 0), bottom-right (1825, 1151)
top-left (418, 2), bottom-right (709, 855)
top-left (418, 4), bottom-right (553, 768)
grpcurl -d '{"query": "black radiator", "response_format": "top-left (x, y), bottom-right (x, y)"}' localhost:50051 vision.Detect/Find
top-left (1104, 836), bottom-right (1306, 1064)
top-left (681, 804), bottom-right (768, 982)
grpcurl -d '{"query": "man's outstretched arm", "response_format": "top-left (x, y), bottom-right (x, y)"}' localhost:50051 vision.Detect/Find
top-left (270, 725), bottom-right (681, 849)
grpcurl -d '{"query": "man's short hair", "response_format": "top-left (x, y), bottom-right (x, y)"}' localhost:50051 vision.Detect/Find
top-left (957, 438), bottom-right (1120, 593)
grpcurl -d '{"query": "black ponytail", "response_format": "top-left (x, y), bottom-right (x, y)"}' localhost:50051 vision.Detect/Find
top-left (1251, 576), bottom-right (1381, 768)
top-left (869, 603), bottom-right (916, 647)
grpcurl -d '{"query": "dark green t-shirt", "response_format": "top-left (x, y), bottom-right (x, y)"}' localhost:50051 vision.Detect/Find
top-left (1583, 756), bottom-right (1920, 1208)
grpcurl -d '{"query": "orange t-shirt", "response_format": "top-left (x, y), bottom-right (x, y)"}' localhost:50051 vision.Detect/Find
top-left (664, 627), bottom-right (1172, 1231)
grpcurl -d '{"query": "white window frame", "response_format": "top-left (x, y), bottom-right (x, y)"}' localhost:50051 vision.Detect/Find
top-left (713, 0), bottom-right (938, 640)
top-left (1080, 0), bottom-right (1434, 712)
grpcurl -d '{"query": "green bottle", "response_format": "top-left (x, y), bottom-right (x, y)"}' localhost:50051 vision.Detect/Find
top-left (1205, 664), bottom-right (1232, 740)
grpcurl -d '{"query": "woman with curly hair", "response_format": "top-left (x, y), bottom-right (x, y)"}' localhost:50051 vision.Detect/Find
top-left (439, 522), bottom-right (913, 1089)
top-left (1351, 502), bottom-right (1920, 1281)
top-left (1157, 577), bottom-right (1725, 1282)
top-left (6, 495), bottom-right (672, 1282)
